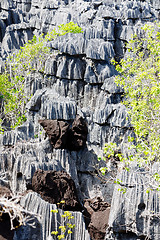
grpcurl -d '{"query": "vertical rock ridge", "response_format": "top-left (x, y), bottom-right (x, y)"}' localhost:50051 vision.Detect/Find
top-left (0, 1), bottom-right (159, 239)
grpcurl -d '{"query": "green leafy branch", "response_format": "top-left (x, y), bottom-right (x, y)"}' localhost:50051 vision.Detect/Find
top-left (0, 22), bottom-right (83, 130)
top-left (9, 22), bottom-right (83, 75)
top-left (99, 22), bottom-right (160, 193)
top-left (113, 22), bottom-right (160, 166)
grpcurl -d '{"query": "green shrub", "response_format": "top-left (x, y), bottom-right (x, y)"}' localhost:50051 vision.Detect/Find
top-left (100, 22), bottom-right (160, 191)
top-left (0, 22), bottom-right (83, 131)
top-left (114, 22), bottom-right (160, 165)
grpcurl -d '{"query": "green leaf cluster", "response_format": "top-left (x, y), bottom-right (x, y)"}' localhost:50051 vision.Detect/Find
top-left (9, 22), bottom-right (83, 74)
top-left (114, 22), bottom-right (160, 166)
top-left (99, 22), bottom-right (160, 189)
top-left (0, 22), bottom-right (83, 131)
top-left (0, 74), bottom-right (26, 130)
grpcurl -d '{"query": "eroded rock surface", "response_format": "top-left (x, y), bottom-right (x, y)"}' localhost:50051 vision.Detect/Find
top-left (38, 115), bottom-right (88, 150)
top-left (0, 0), bottom-right (159, 240)
top-left (105, 164), bottom-right (160, 240)
top-left (38, 119), bottom-right (70, 148)
top-left (84, 197), bottom-right (110, 240)
top-left (32, 169), bottom-right (82, 211)
top-left (15, 192), bottom-right (90, 240)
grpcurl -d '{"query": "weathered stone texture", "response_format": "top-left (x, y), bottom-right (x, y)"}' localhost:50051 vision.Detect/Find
top-left (38, 119), bottom-right (70, 148)
top-left (15, 192), bottom-right (91, 240)
top-left (0, 0), bottom-right (159, 240)
top-left (32, 169), bottom-right (82, 211)
top-left (84, 197), bottom-right (110, 240)
top-left (105, 164), bottom-right (160, 240)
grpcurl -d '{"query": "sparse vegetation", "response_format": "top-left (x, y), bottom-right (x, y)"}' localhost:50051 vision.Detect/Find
top-left (0, 22), bottom-right (83, 131)
top-left (51, 201), bottom-right (75, 240)
top-left (99, 22), bottom-right (160, 191)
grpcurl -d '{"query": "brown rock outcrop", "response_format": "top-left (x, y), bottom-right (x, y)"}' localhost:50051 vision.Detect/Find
top-left (68, 115), bottom-right (88, 151)
top-left (32, 170), bottom-right (82, 211)
top-left (38, 115), bottom-right (88, 151)
top-left (38, 119), bottom-right (69, 148)
top-left (84, 197), bottom-right (110, 240)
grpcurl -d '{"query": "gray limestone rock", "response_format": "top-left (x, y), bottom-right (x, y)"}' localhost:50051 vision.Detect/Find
top-left (84, 64), bottom-right (97, 84)
top-left (56, 55), bottom-right (85, 80)
top-left (106, 164), bottom-right (160, 240)
top-left (25, 72), bottom-right (44, 96)
top-left (108, 104), bottom-right (131, 128)
top-left (84, 62), bottom-right (116, 84)
top-left (0, 0), bottom-right (14, 10)
top-left (0, 10), bottom-right (12, 26)
top-left (96, 63), bottom-right (116, 82)
top-left (54, 78), bottom-right (84, 102)
top-left (97, 5), bottom-right (116, 19)
top-left (152, 0), bottom-right (160, 10)
top-left (83, 84), bottom-right (100, 108)
top-left (84, 19), bottom-right (115, 41)
top-left (1, 23), bottom-right (33, 57)
top-left (39, 89), bottom-right (77, 120)
top-left (41, 0), bottom-right (59, 10)
top-left (26, 88), bottom-right (77, 120)
top-left (93, 105), bottom-right (114, 124)
top-left (0, 1), bottom-right (159, 240)
top-left (101, 76), bottom-right (123, 94)
top-left (0, 121), bottom-right (34, 146)
top-left (44, 58), bottom-right (57, 76)
top-left (0, 19), bottom-right (6, 42)
top-left (85, 39), bottom-right (101, 60)
top-left (85, 39), bottom-right (115, 61)
top-left (0, 138), bottom-right (82, 196)
top-left (78, 172), bottom-right (114, 204)
top-left (0, 57), bottom-right (5, 73)
top-left (87, 122), bottom-right (135, 157)
top-left (14, 192), bottom-right (91, 240)
top-left (48, 33), bottom-right (85, 55)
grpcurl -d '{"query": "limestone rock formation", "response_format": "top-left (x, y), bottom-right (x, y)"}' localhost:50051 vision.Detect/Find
top-left (84, 197), bottom-right (110, 240)
top-left (38, 115), bottom-right (88, 150)
top-left (15, 192), bottom-right (90, 240)
top-left (38, 119), bottom-right (70, 149)
top-left (105, 164), bottom-right (160, 240)
top-left (0, 0), bottom-right (160, 240)
top-left (32, 170), bottom-right (82, 211)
